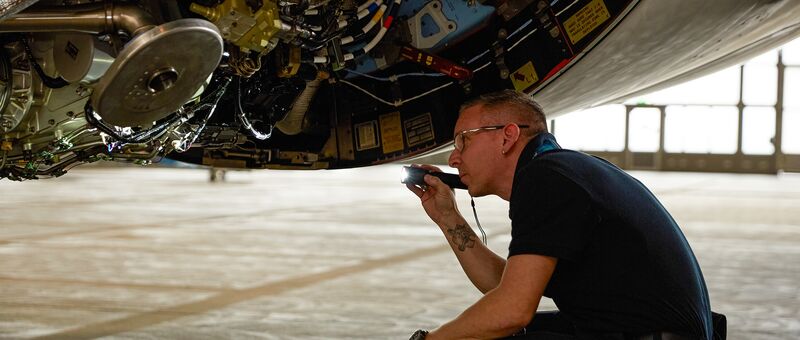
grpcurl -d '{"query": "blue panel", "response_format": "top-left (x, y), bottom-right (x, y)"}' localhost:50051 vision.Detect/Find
top-left (348, 0), bottom-right (495, 76)
top-left (396, 0), bottom-right (494, 50)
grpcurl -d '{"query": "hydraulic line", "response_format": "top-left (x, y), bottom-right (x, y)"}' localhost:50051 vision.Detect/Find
top-left (173, 78), bottom-right (232, 152)
top-left (341, 2), bottom-right (386, 45)
top-left (336, 0), bottom-right (381, 31)
top-left (85, 102), bottom-right (177, 144)
top-left (85, 78), bottom-right (231, 145)
top-left (310, 0), bottom-right (400, 64)
top-left (343, 0), bottom-right (400, 61)
top-left (235, 77), bottom-right (273, 140)
top-left (357, 0), bottom-right (378, 13)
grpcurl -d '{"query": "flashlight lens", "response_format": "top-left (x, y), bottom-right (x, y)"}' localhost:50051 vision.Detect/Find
top-left (401, 167), bottom-right (409, 182)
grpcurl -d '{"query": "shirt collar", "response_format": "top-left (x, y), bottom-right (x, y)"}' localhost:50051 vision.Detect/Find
top-left (515, 132), bottom-right (561, 174)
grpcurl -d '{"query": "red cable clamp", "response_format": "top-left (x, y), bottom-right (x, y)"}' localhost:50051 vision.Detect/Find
top-left (400, 46), bottom-right (473, 81)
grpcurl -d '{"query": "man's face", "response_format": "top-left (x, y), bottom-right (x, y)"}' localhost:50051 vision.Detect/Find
top-left (448, 105), bottom-right (502, 197)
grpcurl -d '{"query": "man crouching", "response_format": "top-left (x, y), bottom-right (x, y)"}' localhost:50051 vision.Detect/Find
top-left (406, 90), bottom-right (714, 340)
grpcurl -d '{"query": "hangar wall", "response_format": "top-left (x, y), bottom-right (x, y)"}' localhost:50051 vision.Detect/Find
top-left (553, 37), bottom-right (800, 174)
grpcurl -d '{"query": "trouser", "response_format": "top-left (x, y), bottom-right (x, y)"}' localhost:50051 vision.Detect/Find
top-left (498, 311), bottom-right (576, 340)
top-left (498, 311), bottom-right (698, 340)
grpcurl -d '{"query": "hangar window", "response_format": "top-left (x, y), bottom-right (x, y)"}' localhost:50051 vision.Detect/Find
top-left (626, 65), bottom-right (740, 106)
top-left (742, 107), bottom-right (775, 155)
top-left (743, 51), bottom-right (778, 106)
top-left (783, 67), bottom-right (800, 154)
top-left (664, 105), bottom-right (738, 154)
top-left (746, 49), bottom-right (778, 65)
top-left (784, 67), bottom-right (800, 109)
top-left (628, 107), bottom-right (661, 152)
top-left (552, 104), bottom-right (625, 152)
top-left (782, 37), bottom-right (800, 66)
top-left (545, 38), bottom-right (798, 171)
top-left (784, 108), bottom-right (800, 154)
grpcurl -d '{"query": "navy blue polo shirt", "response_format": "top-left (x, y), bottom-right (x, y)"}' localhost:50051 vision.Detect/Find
top-left (508, 133), bottom-right (713, 339)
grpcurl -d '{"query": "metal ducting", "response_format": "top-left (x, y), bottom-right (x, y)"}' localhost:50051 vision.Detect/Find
top-left (0, 2), bottom-right (156, 36)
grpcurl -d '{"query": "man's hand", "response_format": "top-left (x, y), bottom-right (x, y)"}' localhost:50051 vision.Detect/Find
top-left (407, 165), bottom-right (507, 294)
top-left (406, 164), bottom-right (462, 226)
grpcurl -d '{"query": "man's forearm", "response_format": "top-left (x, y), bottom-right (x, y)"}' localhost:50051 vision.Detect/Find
top-left (425, 255), bottom-right (557, 340)
top-left (427, 285), bottom-right (531, 340)
top-left (438, 218), bottom-right (506, 293)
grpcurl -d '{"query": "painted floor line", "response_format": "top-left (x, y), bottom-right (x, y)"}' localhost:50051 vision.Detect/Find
top-left (32, 234), bottom-right (498, 340)
top-left (0, 276), bottom-right (229, 292)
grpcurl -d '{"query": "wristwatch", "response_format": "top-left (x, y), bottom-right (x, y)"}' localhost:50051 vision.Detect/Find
top-left (409, 329), bottom-right (428, 340)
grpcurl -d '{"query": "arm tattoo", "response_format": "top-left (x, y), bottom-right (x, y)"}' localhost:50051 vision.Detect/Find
top-left (447, 224), bottom-right (476, 251)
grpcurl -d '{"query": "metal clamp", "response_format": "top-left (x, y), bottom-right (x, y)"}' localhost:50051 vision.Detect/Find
top-left (407, 0), bottom-right (457, 49)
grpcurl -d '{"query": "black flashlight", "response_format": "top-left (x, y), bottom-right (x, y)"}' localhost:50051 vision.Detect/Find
top-left (401, 166), bottom-right (467, 190)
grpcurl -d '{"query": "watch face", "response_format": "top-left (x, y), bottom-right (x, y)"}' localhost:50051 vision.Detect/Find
top-left (410, 329), bottom-right (427, 340)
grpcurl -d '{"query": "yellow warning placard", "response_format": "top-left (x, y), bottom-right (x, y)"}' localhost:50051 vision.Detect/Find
top-left (510, 61), bottom-right (539, 91)
top-left (379, 112), bottom-right (404, 154)
top-left (564, 0), bottom-right (610, 45)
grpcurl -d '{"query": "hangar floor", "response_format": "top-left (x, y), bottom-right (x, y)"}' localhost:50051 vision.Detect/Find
top-left (0, 165), bottom-right (798, 340)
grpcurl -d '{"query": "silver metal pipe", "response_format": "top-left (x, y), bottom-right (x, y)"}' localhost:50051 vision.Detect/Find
top-left (0, 2), bottom-right (156, 36)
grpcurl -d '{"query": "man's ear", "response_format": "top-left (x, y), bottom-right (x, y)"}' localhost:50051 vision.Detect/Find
top-left (502, 124), bottom-right (522, 149)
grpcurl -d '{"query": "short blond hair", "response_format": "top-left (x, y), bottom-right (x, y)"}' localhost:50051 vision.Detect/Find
top-left (460, 90), bottom-right (548, 138)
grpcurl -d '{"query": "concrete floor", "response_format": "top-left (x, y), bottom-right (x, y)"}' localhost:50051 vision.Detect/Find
top-left (0, 165), bottom-right (798, 339)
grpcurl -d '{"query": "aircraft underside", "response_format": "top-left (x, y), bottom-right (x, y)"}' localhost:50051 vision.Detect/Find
top-left (0, 0), bottom-right (798, 180)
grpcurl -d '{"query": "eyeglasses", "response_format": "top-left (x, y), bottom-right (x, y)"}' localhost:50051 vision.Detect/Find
top-left (453, 124), bottom-right (529, 151)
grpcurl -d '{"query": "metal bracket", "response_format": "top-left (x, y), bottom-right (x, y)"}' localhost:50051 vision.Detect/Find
top-left (407, 0), bottom-right (457, 50)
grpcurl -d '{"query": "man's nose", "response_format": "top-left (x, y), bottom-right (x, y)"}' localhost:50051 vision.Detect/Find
top-left (448, 149), bottom-right (461, 168)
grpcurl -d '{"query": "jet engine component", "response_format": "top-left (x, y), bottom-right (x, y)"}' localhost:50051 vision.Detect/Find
top-left (0, 41), bottom-right (33, 134)
top-left (91, 19), bottom-right (223, 127)
top-left (53, 33), bottom-right (114, 83)
top-left (0, 2), bottom-right (157, 36)
top-left (190, 0), bottom-right (283, 53)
